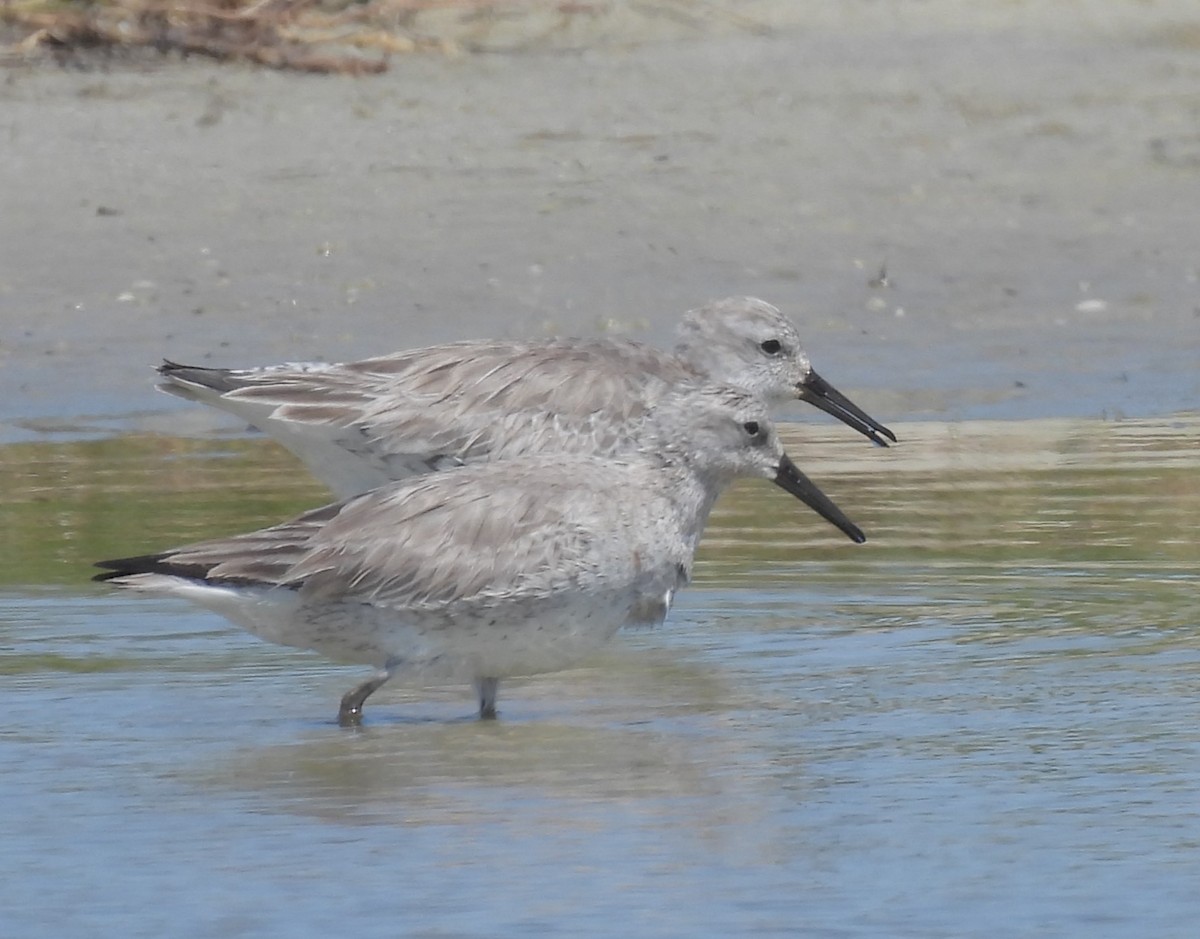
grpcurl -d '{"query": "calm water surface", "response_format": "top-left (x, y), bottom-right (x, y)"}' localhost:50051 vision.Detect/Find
top-left (2, 417), bottom-right (1199, 938)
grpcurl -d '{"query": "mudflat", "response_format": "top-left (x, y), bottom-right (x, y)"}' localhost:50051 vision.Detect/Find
top-left (2, 1), bottom-right (1198, 435)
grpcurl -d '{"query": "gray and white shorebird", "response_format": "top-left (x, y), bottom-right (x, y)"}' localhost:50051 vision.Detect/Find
top-left (158, 297), bottom-right (895, 499)
top-left (96, 384), bottom-right (866, 725)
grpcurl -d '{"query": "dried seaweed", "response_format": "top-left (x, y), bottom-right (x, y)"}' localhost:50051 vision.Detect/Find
top-left (2, 1), bottom-right (761, 73)
top-left (0, 0), bottom-right (528, 72)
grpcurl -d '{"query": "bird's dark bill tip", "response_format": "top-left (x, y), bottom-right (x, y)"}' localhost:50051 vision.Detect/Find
top-left (798, 370), bottom-right (897, 447)
top-left (772, 454), bottom-right (866, 544)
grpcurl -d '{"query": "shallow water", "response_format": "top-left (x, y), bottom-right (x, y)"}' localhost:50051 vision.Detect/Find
top-left (3, 416), bottom-right (1200, 938)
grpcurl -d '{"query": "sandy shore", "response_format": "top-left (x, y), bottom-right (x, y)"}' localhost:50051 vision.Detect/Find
top-left (2, 1), bottom-right (1198, 439)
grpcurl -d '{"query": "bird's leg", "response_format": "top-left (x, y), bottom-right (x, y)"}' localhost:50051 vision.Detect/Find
top-left (475, 677), bottom-right (499, 720)
top-left (338, 667), bottom-right (393, 727)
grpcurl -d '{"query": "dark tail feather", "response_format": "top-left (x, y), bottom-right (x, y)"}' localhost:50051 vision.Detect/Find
top-left (157, 359), bottom-right (243, 394)
top-left (93, 552), bottom-right (213, 583)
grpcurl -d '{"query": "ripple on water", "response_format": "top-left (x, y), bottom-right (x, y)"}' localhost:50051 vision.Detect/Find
top-left (2, 415), bottom-right (1199, 937)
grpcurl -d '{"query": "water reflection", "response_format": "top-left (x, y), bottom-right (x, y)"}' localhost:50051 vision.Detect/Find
top-left (205, 717), bottom-right (718, 826)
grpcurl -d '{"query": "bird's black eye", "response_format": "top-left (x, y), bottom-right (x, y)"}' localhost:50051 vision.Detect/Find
top-left (743, 421), bottom-right (761, 436)
top-left (760, 339), bottom-right (783, 355)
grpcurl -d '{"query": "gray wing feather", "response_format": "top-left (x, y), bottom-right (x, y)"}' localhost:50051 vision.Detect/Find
top-left (288, 469), bottom-right (627, 611)
top-left (162, 340), bottom-right (698, 487)
top-left (171, 338), bottom-right (693, 428)
top-left (135, 459), bottom-right (680, 614)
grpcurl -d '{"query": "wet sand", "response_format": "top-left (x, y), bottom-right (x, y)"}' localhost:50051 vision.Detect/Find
top-left (2, 1), bottom-right (1198, 436)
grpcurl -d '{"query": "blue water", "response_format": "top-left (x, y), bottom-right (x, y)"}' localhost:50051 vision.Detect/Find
top-left (3, 418), bottom-right (1200, 938)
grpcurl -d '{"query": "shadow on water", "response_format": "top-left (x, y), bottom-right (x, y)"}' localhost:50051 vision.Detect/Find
top-left (3, 415), bottom-right (1200, 937)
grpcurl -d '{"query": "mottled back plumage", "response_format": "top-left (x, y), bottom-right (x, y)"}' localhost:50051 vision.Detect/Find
top-left (159, 297), bottom-right (894, 498)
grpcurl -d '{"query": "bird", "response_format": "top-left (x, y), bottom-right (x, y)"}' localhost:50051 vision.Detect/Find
top-left (95, 383), bottom-right (866, 725)
top-left (157, 297), bottom-right (895, 499)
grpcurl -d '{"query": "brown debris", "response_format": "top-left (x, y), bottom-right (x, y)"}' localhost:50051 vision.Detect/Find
top-left (0, 0), bottom-right (522, 73)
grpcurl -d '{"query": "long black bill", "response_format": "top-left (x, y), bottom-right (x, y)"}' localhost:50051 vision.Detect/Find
top-left (798, 370), bottom-right (897, 447)
top-left (773, 453), bottom-right (866, 544)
